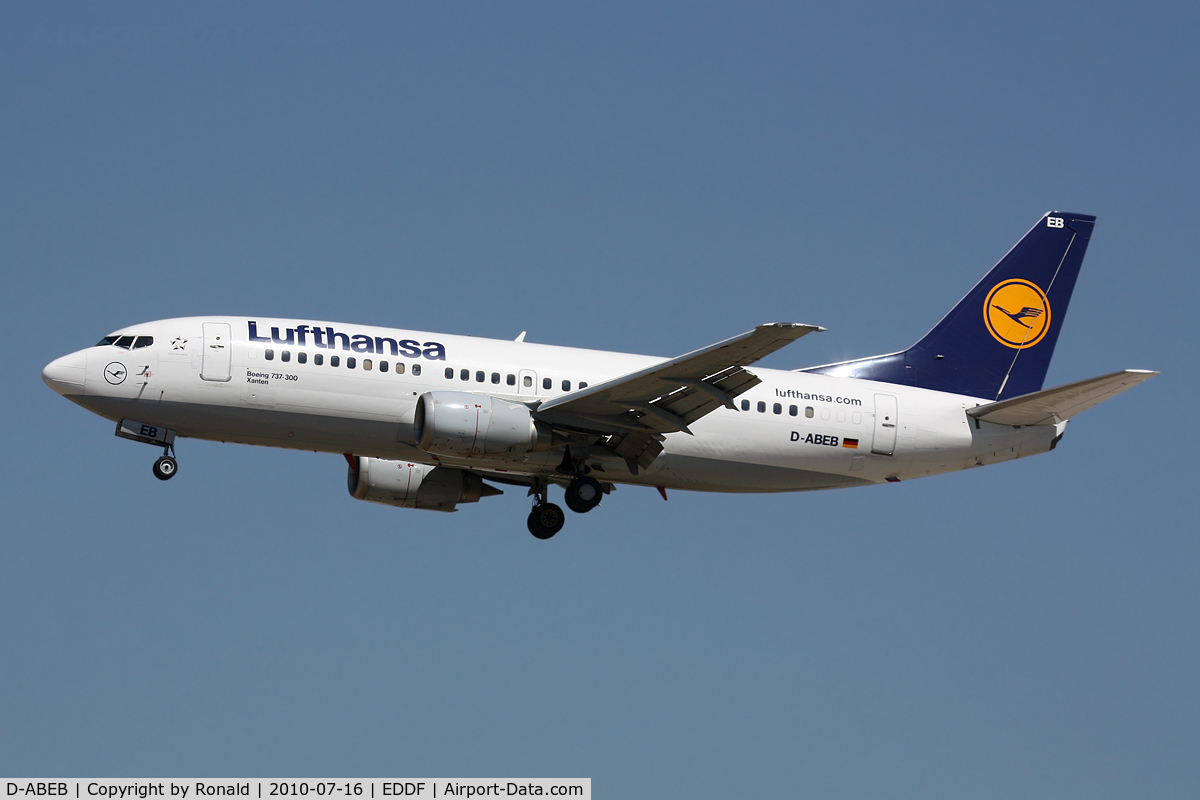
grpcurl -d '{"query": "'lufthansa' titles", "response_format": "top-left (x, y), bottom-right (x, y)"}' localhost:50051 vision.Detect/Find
top-left (248, 322), bottom-right (446, 360)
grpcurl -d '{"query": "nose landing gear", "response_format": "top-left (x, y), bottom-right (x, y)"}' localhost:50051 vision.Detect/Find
top-left (152, 454), bottom-right (178, 481)
top-left (115, 418), bottom-right (180, 481)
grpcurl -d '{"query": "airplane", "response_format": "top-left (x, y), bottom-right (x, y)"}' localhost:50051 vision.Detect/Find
top-left (43, 212), bottom-right (1156, 539)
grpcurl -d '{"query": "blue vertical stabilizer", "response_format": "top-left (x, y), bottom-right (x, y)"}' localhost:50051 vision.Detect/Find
top-left (802, 212), bottom-right (1096, 400)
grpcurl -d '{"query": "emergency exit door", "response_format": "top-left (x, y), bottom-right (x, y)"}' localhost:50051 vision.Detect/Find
top-left (201, 322), bottom-right (232, 382)
top-left (518, 369), bottom-right (539, 397)
top-left (872, 393), bottom-right (898, 455)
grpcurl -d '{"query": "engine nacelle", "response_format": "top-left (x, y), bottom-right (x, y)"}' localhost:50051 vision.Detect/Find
top-left (413, 391), bottom-right (552, 459)
top-left (347, 456), bottom-right (489, 512)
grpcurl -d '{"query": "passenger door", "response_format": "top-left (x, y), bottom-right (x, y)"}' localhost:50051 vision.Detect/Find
top-left (871, 393), bottom-right (898, 455)
top-left (201, 322), bottom-right (232, 382)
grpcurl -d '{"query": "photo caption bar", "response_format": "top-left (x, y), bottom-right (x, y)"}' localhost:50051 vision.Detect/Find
top-left (2, 781), bottom-right (589, 800)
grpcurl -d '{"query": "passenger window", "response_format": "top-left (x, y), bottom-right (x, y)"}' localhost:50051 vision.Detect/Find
top-left (579, 382), bottom-right (588, 389)
top-left (773, 403), bottom-right (782, 415)
top-left (134, 336), bottom-right (154, 349)
top-left (562, 380), bottom-right (571, 391)
top-left (789, 405), bottom-right (798, 416)
top-left (265, 349), bottom-right (274, 361)
top-left (297, 352), bottom-right (307, 364)
top-left (347, 357), bottom-right (356, 369)
top-left (507, 374), bottom-right (516, 386)
top-left (445, 367), bottom-right (454, 379)
top-left (523, 375), bottom-right (533, 388)
top-left (281, 351), bottom-right (291, 362)
top-left (314, 354), bottom-right (323, 366)
top-left (115, 336), bottom-right (135, 349)
top-left (757, 401), bottom-right (766, 413)
top-left (395, 362), bottom-right (405, 374)
top-left (380, 361), bottom-right (389, 373)
top-left (491, 372), bottom-right (500, 384)
top-left (805, 406), bottom-right (814, 418)
top-left (543, 377), bottom-right (552, 390)
top-left (363, 359), bottom-right (373, 371)
top-left (330, 355), bottom-right (340, 367)
top-left (476, 371), bottom-right (485, 382)
top-left (460, 369), bottom-right (469, 381)
top-left (412, 364), bottom-right (421, 376)
top-left (741, 399), bottom-right (750, 411)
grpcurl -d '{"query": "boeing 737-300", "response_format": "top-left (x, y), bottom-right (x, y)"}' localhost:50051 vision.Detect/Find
top-left (43, 212), bottom-right (1156, 538)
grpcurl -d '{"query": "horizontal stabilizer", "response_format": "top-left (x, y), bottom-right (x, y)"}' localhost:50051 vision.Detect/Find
top-left (966, 370), bottom-right (1158, 426)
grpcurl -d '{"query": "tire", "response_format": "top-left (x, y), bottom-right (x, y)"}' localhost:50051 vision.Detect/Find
top-left (564, 476), bottom-right (603, 514)
top-left (152, 456), bottom-right (177, 481)
top-left (527, 502), bottom-right (565, 539)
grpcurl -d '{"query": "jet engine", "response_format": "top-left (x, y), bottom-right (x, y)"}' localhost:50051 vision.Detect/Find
top-left (413, 391), bottom-right (552, 459)
top-left (346, 456), bottom-right (500, 512)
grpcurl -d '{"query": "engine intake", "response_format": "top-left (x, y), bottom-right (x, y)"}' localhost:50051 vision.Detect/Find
top-left (347, 456), bottom-right (499, 512)
top-left (413, 391), bottom-right (552, 459)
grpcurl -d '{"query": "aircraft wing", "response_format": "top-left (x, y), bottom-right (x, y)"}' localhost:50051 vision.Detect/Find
top-left (535, 323), bottom-right (823, 470)
top-left (966, 369), bottom-right (1158, 426)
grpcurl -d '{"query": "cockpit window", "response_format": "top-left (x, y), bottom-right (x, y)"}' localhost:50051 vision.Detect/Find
top-left (96, 334), bottom-right (154, 349)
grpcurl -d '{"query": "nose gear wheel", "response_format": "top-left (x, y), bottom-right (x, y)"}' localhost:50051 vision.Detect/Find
top-left (153, 456), bottom-right (178, 481)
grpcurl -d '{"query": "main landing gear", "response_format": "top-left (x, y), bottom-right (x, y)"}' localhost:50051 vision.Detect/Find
top-left (527, 479), bottom-right (565, 539)
top-left (526, 461), bottom-right (606, 539)
top-left (564, 475), bottom-right (602, 514)
top-left (527, 499), bottom-right (565, 540)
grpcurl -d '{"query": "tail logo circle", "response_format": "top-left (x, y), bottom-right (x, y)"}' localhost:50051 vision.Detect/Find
top-left (984, 279), bottom-right (1051, 349)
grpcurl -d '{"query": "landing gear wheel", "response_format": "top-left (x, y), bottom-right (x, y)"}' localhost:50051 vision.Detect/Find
top-left (152, 456), bottom-right (178, 481)
top-left (527, 502), bottom-right (565, 539)
top-left (565, 476), bottom-right (603, 513)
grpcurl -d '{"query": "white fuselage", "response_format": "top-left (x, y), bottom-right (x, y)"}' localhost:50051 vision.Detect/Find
top-left (45, 316), bottom-right (1066, 493)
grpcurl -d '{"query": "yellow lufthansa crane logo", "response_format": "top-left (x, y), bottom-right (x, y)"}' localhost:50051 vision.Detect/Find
top-left (984, 279), bottom-right (1051, 349)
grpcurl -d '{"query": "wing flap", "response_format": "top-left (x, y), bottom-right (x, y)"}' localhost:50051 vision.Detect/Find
top-left (609, 431), bottom-right (665, 473)
top-left (647, 365), bottom-right (763, 428)
top-left (966, 369), bottom-right (1158, 426)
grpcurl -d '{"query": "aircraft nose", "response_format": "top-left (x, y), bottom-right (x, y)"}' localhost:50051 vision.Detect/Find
top-left (43, 350), bottom-right (87, 396)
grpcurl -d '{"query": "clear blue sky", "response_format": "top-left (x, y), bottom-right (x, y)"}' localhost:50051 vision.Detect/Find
top-left (2, 3), bottom-right (1197, 797)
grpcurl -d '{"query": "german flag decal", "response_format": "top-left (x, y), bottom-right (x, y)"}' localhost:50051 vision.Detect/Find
top-left (843, 438), bottom-right (859, 449)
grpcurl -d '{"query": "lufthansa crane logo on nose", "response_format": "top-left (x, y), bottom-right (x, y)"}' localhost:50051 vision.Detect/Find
top-left (104, 362), bottom-right (128, 385)
top-left (984, 279), bottom-right (1051, 349)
